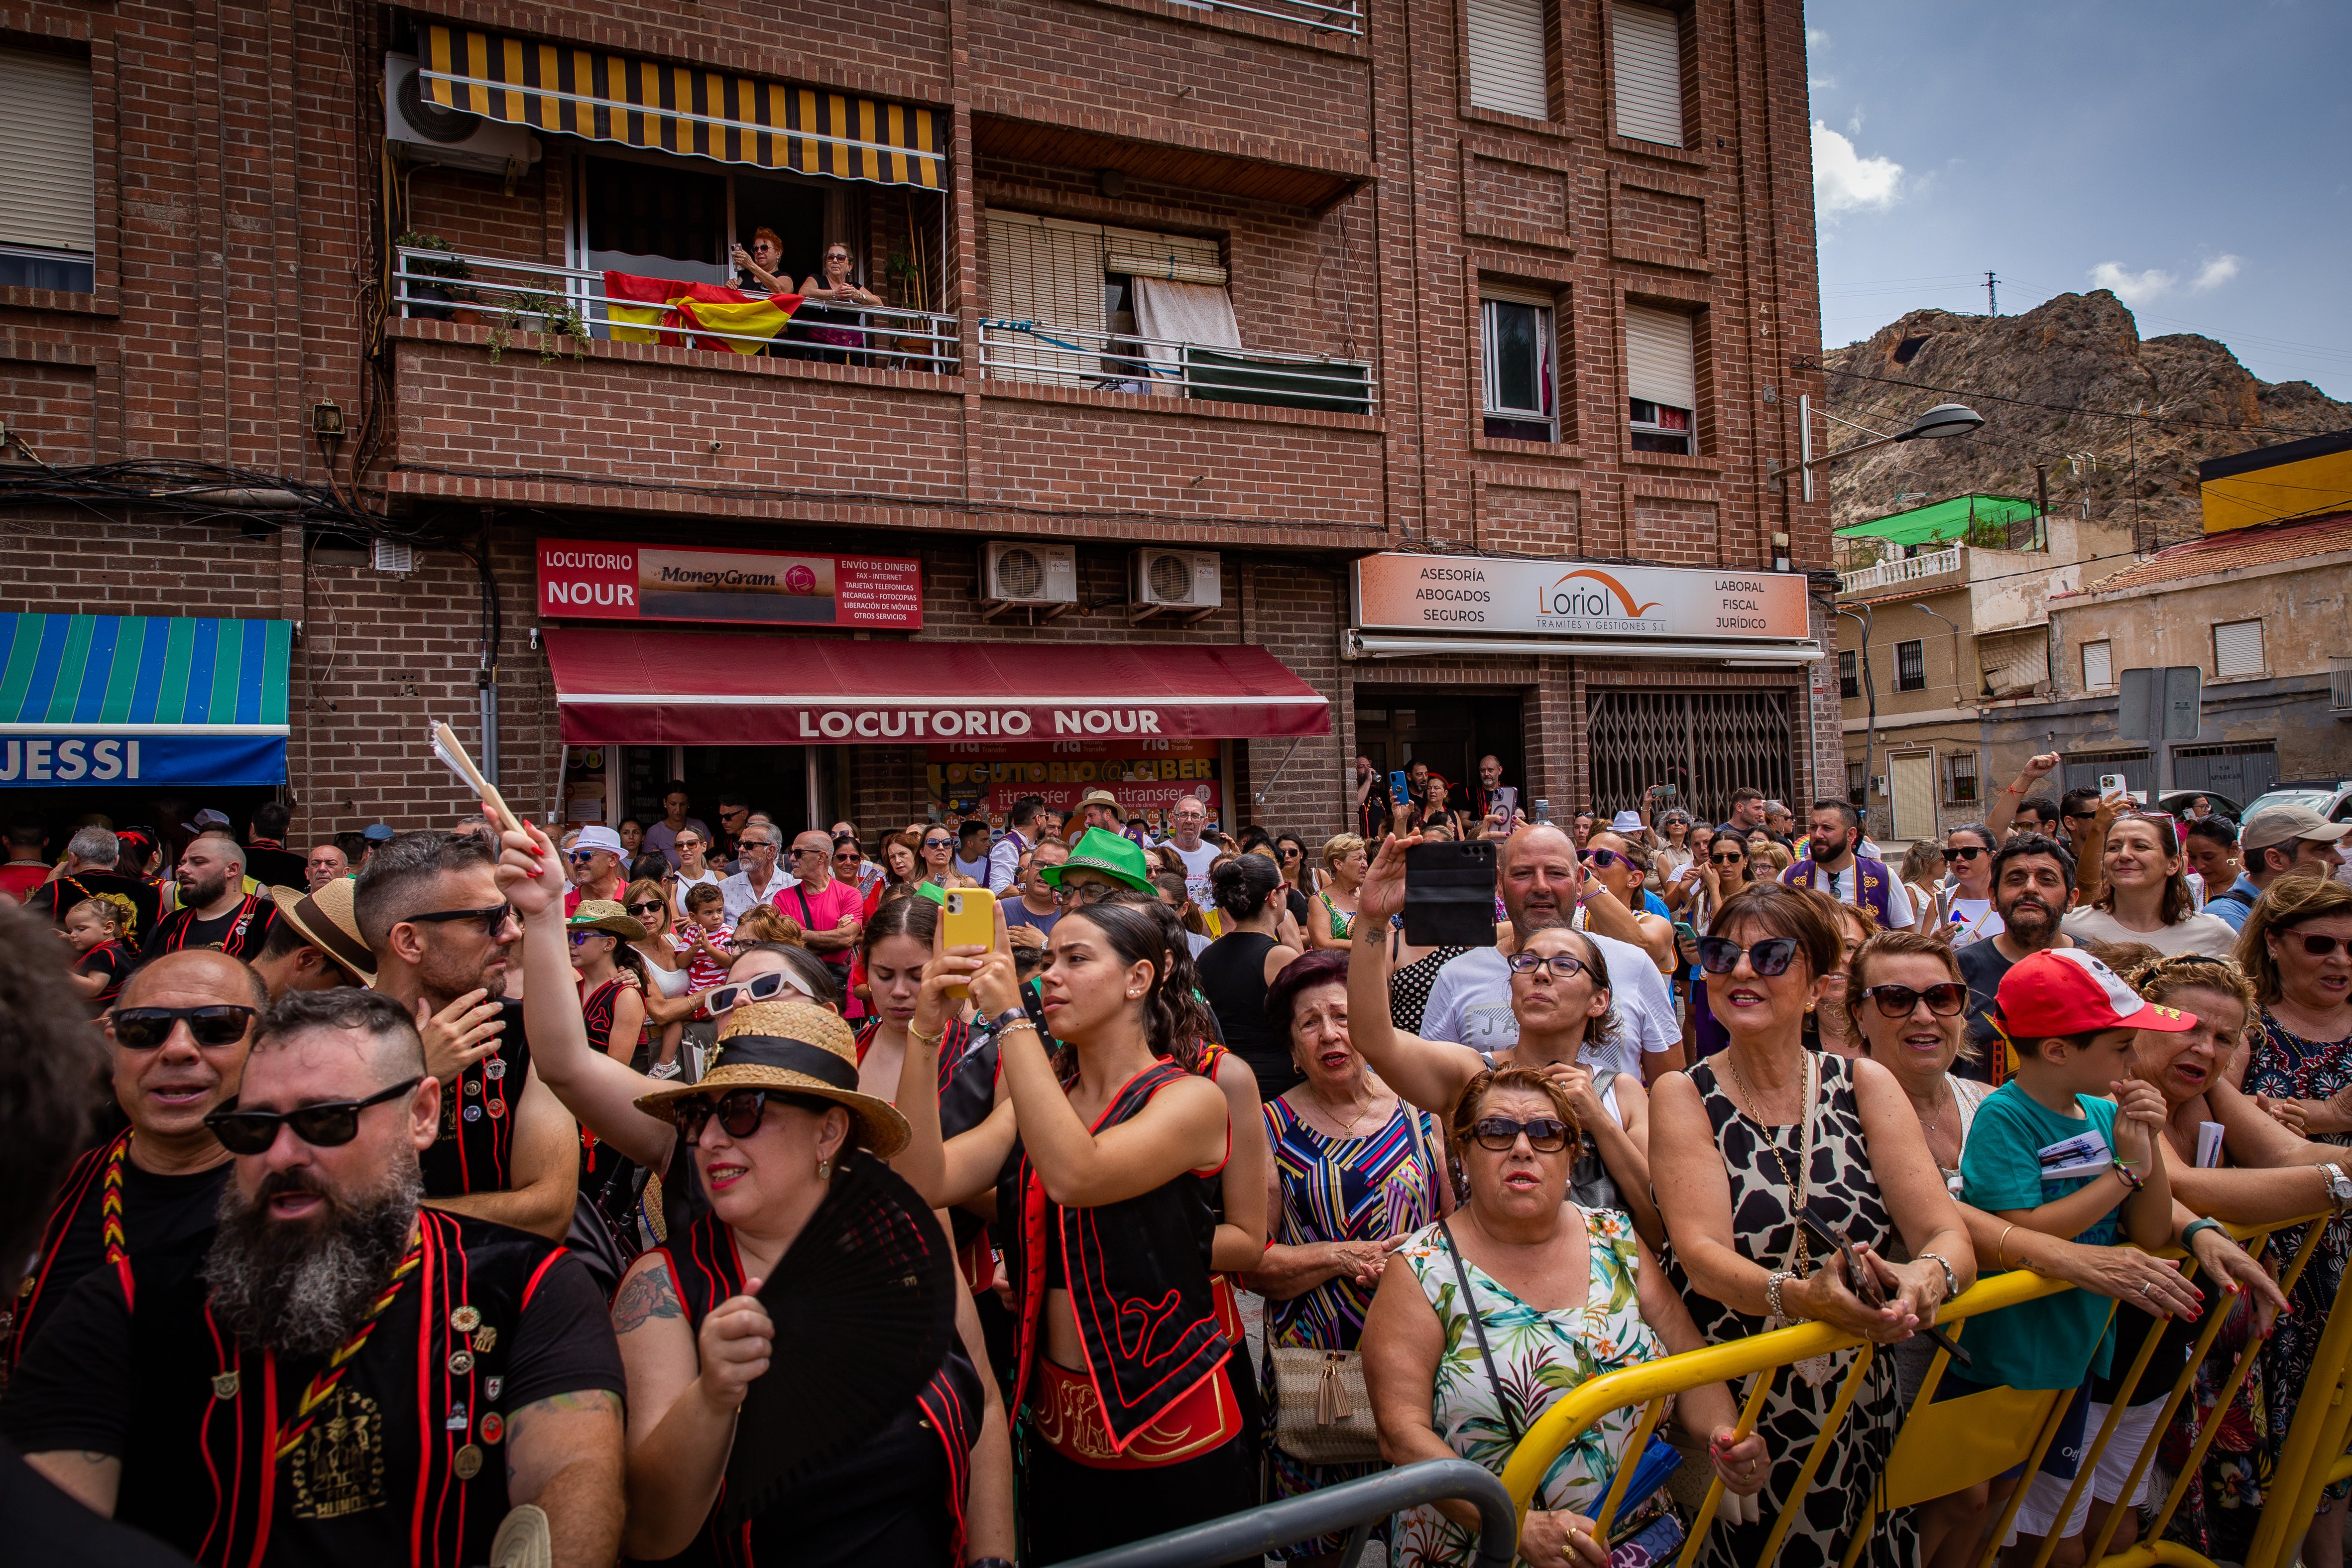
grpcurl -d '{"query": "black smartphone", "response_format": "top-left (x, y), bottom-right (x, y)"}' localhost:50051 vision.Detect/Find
top-left (1797, 1202), bottom-right (1969, 1367)
top-left (1404, 840), bottom-right (1499, 948)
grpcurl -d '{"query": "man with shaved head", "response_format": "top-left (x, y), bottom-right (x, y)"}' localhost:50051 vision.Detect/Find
top-left (142, 831), bottom-right (278, 961)
top-left (7, 949), bottom-right (261, 1374)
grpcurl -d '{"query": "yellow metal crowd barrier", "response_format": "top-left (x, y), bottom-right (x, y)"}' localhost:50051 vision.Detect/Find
top-left (1493, 1211), bottom-right (2352, 1568)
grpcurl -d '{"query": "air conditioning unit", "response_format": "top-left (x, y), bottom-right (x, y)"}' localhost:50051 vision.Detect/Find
top-left (1128, 548), bottom-right (1222, 623)
top-left (384, 53), bottom-right (541, 176)
top-left (979, 541), bottom-right (1077, 621)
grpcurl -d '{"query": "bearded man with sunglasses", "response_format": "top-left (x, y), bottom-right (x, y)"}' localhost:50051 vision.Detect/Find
top-left (6, 950), bottom-right (261, 1377)
top-left (3, 988), bottom-right (628, 1568)
top-left (356, 830), bottom-right (577, 1243)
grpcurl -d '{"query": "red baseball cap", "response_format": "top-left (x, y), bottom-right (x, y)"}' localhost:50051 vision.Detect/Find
top-left (1993, 949), bottom-right (2198, 1038)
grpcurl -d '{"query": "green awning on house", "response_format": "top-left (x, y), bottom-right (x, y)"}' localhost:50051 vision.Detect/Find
top-left (1834, 493), bottom-right (2039, 546)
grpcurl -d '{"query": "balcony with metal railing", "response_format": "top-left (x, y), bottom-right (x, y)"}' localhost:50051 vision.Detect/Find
top-left (976, 317), bottom-right (1376, 417)
top-left (2332, 655), bottom-right (2352, 717)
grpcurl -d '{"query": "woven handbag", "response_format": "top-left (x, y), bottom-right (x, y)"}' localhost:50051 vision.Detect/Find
top-left (1268, 1346), bottom-right (1384, 1465)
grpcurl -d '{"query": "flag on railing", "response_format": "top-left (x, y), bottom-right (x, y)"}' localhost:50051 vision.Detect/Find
top-left (602, 271), bottom-right (805, 354)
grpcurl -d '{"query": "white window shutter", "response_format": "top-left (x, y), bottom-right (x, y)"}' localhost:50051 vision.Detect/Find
top-left (1465, 0), bottom-right (1551, 122)
top-left (2080, 639), bottom-right (2113, 690)
top-left (1612, 3), bottom-right (1684, 146)
top-left (0, 47), bottom-right (95, 254)
top-left (1624, 303), bottom-right (1695, 411)
top-left (2213, 619), bottom-right (2265, 678)
top-left (985, 211), bottom-right (1106, 386)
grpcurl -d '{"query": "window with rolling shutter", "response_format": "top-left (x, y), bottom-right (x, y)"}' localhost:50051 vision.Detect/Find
top-left (1612, 3), bottom-right (1684, 147)
top-left (0, 47), bottom-right (96, 293)
top-left (986, 210), bottom-right (1107, 386)
top-left (1465, 0), bottom-right (1552, 122)
top-left (2213, 618), bottom-right (2266, 679)
top-left (1624, 303), bottom-right (1695, 453)
top-left (1101, 226), bottom-right (1225, 288)
top-left (1976, 628), bottom-right (2050, 696)
top-left (2081, 639), bottom-right (2113, 690)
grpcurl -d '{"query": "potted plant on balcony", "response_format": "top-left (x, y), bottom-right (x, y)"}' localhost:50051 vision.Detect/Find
top-left (397, 232), bottom-right (475, 323)
top-left (485, 289), bottom-right (591, 367)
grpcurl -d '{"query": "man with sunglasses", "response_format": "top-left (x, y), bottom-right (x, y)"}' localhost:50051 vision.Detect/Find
top-left (780, 830), bottom-right (864, 997)
top-left (1955, 834), bottom-right (2079, 1081)
top-left (142, 832), bottom-right (280, 961)
top-left (560, 824), bottom-right (625, 917)
top-left (717, 826), bottom-right (790, 926)
top-left (5, 988), bottom-right (628, 1567)
top-left (1781, 798), bottom-right (1914, 931)
top-left (6, 950), bottom-right (261, 1379)
top-left (357, 830), bottom-right (578, 1243)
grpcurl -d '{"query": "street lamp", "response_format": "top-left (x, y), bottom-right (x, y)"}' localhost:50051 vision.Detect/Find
top-left (1770, 400), bottom-right (1987, 502)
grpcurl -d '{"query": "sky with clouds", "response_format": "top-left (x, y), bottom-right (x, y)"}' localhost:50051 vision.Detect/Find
top-left (1805, 0), bottom-right (2352, 397)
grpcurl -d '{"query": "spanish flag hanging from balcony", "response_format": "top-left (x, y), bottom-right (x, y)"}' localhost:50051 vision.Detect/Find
top-left (602, 272), bottom-right (804, 354)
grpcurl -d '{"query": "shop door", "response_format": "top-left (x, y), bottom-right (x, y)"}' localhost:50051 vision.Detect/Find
top-left (681, 745), bottom-right (810, 839)
top-left (1585, 691), bottom-right (1791, 824)
top-left (1353, 692), bottom-right (1526, 808)
top-left (1888, 752), bottom-right (1937, 843)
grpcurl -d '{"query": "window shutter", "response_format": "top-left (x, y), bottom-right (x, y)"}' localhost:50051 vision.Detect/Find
top-left (0, 48), bottom-right (95, 254)
top-left (985, 210), bottom-right (1106, 385)
top-left (1612, 3), bottom-right (1684, 146)
top-left (1101, 226), bottom-right (1226, 287)
top-left (2214, 619), bottom-right (2265, 678)
top-left (1624, 303), bottom-right (1695, 411)
top-left (2081, 639), bottom-right (2113, 690)
top-left (1465, 0), bottom-right (1551, 122)
top-left (1977, 629), bottom-right (2049, 695)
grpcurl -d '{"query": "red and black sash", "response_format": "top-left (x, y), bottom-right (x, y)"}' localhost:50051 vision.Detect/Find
top-left (656, 1212), bottom-right (981, 1566)
top-left (1002, 1061), bottom-right (1229, 1455)
top-left (147, 892), bottom-right (274, 959)
top-left (421, 1000), bottom-right (531, 1200)
top-left (8, 1130), bottom-right (131, 1372)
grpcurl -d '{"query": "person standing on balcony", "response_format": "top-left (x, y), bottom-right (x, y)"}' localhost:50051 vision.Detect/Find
top-left (787, 241), bottom-right (883, 363)
top-left (728, 228), bottom-right (791, 294)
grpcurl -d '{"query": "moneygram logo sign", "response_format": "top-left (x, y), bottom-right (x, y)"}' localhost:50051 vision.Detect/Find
top-left (1535, 570), bottom-right (1664, 632)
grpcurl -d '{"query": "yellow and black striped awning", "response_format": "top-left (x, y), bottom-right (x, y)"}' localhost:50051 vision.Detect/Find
top-left (421, 25), bottom-right (942, 189)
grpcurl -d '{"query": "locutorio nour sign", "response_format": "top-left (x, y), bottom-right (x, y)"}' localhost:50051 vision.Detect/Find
top-left (1349, 553), bottom-right (1810, 640)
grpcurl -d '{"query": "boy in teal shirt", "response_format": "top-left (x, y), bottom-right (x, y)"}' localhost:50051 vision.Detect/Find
top-left (1956, 948), bottom-right (2191, 1559)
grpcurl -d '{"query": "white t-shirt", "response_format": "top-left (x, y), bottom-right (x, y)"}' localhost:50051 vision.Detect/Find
top-left (2059, 906), bottom-right (2240, 959)
top-left (1942, 896), bottom-right (2004, 950)
top-left (1168, 840), bottom-right (1219, 907)
top-left (1800, 860), bottom-right (1916, 929)
top-left (671, 868), bottom-right (721, 919)
top-left (1419, 932), bottom-right (1677, 1082)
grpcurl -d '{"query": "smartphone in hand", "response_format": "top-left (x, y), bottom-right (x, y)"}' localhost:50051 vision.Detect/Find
top-left (1390, 770), bottom-right (1411, 810)
top-left (1403, 841), bottom-right (1499, 948)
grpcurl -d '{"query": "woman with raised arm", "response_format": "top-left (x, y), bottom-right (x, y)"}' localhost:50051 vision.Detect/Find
top-left (1344, 831), bottom-right (1661, 1249)
top-left (2061, 813), bottom-right (2238, 957)
top-left (893, 901), bottom-right (1253, 1562)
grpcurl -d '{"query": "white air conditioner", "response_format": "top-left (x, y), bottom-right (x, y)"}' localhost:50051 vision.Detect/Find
top-left (1128, 548), bottom-right (1222, 623)
top-left (979, 541), bottom-right (1077, 620)
top-left (384, 53), bottom-right (541, 175)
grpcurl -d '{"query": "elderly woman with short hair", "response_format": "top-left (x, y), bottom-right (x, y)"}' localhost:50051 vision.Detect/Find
top-left (1307, 834), bottom-right (1367, 951)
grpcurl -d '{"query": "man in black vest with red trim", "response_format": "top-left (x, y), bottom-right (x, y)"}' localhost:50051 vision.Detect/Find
top-left (2, 988), bottom-right (626, 1567)
top-left (143, 834), bottom-right (278, 962)
top-left (7, 951), bottom-right (259, 1377)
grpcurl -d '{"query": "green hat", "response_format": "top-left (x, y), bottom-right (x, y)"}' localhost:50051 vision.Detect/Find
top-left (1043, 829), bottom-right (1154, 894)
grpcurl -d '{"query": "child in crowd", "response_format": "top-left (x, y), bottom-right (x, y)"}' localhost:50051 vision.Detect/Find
top-left (675, 883), bottom-right (734, 993)
top-left (62, 897), bottom-right (131, 1006)
top-left (1958, 948), bottom-right (2191, 1561)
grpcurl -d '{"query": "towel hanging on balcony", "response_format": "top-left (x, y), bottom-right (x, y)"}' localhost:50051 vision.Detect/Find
top-left (1131, 279), bottom-right (1242, 396)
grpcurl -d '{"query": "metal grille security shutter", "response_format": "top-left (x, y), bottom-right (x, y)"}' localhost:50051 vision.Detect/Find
top-left (1624, 304), bottom-right (1695, 411)
top-left (986, 210), bottom-right (1106, 385)
top-left (2213, 619), bottom-right (2265, 678)
top-left (1612, 3), bottom-right (1684, 146)
top-left (1101, 226), bottom-right (1226, 287)
top-left (1585, 690), bottom-right (1790, 821)
top-left (2080, 639), bottom-right (2113, 690)
top-left (0, 47), bottom-right (95, 253)
top-left (1465, 0), bottom-right (1551, 122)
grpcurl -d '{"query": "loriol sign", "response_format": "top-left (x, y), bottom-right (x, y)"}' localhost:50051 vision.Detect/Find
top-left (1350, 553), bottom-right (1808, 641)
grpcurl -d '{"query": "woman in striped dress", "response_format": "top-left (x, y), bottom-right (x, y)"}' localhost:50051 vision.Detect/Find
top-left (1246, 951), bottom-right (1450, 1563)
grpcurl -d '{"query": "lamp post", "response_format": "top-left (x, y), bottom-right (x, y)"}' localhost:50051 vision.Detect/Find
top-left (1771, 401), bottom-right (1987, 503)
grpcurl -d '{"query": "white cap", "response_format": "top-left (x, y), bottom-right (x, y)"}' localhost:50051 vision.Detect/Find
top-left (573, 824), bottom-right (624, 855)
top-left (1610, 810), bottom-right (1646, 834)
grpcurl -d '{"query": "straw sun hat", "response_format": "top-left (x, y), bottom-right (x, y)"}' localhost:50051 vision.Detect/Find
top-left (567, 899), bottom-right (648, 941)
top-left (633, 999), bottom-right (910, 1159)
top-left (266, 879), bottom-right (379, 986)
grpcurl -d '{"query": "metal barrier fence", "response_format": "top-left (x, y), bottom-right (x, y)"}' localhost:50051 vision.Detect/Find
top-left (1492, 1210), bottom-right (2349, 1568)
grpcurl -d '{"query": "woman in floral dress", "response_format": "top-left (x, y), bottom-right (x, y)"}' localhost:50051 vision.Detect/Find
top-left (1366, 1067), bottom-right (1764, 1568)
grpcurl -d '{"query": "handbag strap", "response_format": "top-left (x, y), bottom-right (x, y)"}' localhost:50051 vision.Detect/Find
top-left (1438, 1216), bottom-right (1520, 1443)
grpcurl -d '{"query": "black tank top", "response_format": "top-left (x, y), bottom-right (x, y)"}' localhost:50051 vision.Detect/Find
top-left (1196, 932), bottom-right (1298, 1099)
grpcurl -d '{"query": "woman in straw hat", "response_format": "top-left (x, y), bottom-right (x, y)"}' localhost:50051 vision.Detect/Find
top-left (896, 900), bottom-right (1254, 1563)
top-left (569, 900), bottom-right (652, 1068)
top-left (612, 1000), bottom-right (1014, 1565)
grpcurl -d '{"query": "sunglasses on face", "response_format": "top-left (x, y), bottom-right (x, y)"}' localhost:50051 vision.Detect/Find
top-left (626, 901), bottom-right (664, 918)
top-left (1860, 981), bottom-right (1969, 1018)
top-left (673, 1087), bottom-right (778, 1142)
top-left (706, 970), bottom-right (811, 1016)
top-left (923, 838), bottom-right (954, 850)
top-left (1279, 846), bottom-right (1300, 859)
top-left (1696, 935), bottom-right (1799, 976)
top-left (206, 1077), bottom-right (423, 1155)
top-left (1505, 951), bottom-right (1589, 980)
top-left (2064, 811), bottom-right (2098, 822)
top-left (408, 903), bottom-right (519, 937)
top-left (2294, 933), bottom-right (2352, 958)
top-left (113, 1004), bottom-right (257, 1051)
top-left (740, 840), bottom-right (775, 852)
top-left (568, 930), bottom-right (611, 947)
top-left (1583, 847), bottom-right (1640, 870)
top-left (1944, 845), bottom-right (1987, 860)
top-left (568, 850), bottom-right (599, 864)
top-left (1469, 1116), bottom-right (1572, 1154)
top-left (1709, 852), bottom-right (1746, 865)
top-left (789, 847), bottom-right (827, 860)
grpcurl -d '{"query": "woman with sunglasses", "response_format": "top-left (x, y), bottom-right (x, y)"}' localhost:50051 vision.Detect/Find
top-left (624, 875), bottom-right (693, 1003)
top-left (1648, 881), bottom-right (1972, 1568)
top-left (1937, 823), bottom-right (2001, 948)
top-left (1275, 832), bottom-right (1317, 929)
top-left (570, 900), bottom-right (654, 1070)
top-left (917, 826), bottom-right (979, 894)
top-left (611, 999), bottom-right (1014, 1566)
top-left (1678, 832), bottom-right (1754, 1061)
top-left (2062, 813), bottom-right (2238, 958)
top-left (893, 902), bottom-right (1255, 1562)
top-left (1365, 1067), bottom-right (1766, 1568)
top-left (668, 826), bottom-right (721, 920)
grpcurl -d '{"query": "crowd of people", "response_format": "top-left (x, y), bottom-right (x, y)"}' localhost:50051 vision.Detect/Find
top-left (0, 758), bottom-right (2349, 1568)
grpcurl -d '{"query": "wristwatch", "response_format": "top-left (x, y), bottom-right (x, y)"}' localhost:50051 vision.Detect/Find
top-left (2322, 1163), bottom-right (2352, 1214)
top-left (989, 1006), bottom-right (1036, 1037)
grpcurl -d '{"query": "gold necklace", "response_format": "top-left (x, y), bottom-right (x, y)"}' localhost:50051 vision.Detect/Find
top-left (1314, 1080), bottom-right (1377, 1137)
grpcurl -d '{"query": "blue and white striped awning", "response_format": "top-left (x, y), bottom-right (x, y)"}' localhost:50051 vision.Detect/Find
top-left (0, 614), bottom-right (292, 786)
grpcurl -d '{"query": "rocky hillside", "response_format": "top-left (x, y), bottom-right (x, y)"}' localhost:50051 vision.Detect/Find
top-left (1819, 290), bottom-right (2352, 549)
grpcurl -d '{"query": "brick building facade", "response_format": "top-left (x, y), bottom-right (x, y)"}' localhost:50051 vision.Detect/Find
top-left (0, 0), bottom-right (1836, 844)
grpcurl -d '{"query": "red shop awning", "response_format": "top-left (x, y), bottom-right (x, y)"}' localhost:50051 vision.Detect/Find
top-left (544, 629), bottom-right (1333, 746)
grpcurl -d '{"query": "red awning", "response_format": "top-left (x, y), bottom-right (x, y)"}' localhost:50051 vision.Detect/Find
top-left (544, 629), bottom-right (1333, 745)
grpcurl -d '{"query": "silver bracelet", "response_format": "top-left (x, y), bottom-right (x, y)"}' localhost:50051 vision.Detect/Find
top-left (1918, 1251), bottom-right (1960, 1304)
top-left (1765, 1270), bottom-right (1791, 1320)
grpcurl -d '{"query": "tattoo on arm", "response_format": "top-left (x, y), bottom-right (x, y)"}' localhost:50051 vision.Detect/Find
top-left (611, 1267), bottom-right (683, 1334)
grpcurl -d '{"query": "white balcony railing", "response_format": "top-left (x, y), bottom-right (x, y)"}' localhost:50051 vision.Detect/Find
top-left (1176, 0), bottom-right (1363, 35)
top-left (394, 248), bottom-right (960, 374)
top-left (1840, 546), bottom-right (1964, 596)
top-left (977, 318), bottom-right (1375, 416)
top-left (2331, 655), bottom-right (2352, 715)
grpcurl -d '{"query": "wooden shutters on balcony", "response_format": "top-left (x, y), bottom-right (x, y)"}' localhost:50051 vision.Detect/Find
top-left (1612, 3), bottom-right (1684, 146)
top-left (986, 211), bottom-right (1106, 386)
top-left (1465, 0), bottom-right (1551, 121)
top-left (0, 47), bottom-right (94, 257)
top-left (421, 25), bottom-right (941, 188)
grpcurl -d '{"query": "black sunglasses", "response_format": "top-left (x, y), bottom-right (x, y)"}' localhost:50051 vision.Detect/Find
top-left (1708, 852), bottom-right (1747, 865)
top-left (206, 1078), bottom-right (423, 1155)
top-left (407, 903), bottom-right (519, 936)
top-left (673, 1087), bottom-right (781, 1143)
top-left (1469, 1116), bottom-right (1572, 1154)
top-left (1944, 845), bottom-right (1987, 860)
top-left (1861, 982), bottom-right (1969, 1018)
top-left (626, 901), bottom-right (665, 917)
top-left (1505, 952), bottom-right (1589, 980)
top-left (1696, 936), bottom-right (1799, 976)
top-left (2063, 810), bottom-right (2098, 822)
top-left (113, 1004), bottom-right (258, 1050)
top-left (2296, 933), bottom-right (2352, 958)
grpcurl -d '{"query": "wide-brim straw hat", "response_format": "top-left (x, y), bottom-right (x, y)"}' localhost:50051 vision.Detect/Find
top-left (633, 999), bottom-right (909, 1159)
top-left (568, 899), bottom-right (648, 941)
top-left (267, 881), bottom-right (378, 986)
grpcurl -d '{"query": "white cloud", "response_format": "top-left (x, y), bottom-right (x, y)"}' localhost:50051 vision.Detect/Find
top-left (2089, 254), bottom-right (2244, 305)
top-left (1807, 26), bottom-right (1829, 47)
top-left (2192, 254), bottom-right (2241, 291)
top-left (1813, 121), bottom-right (1904, 218)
